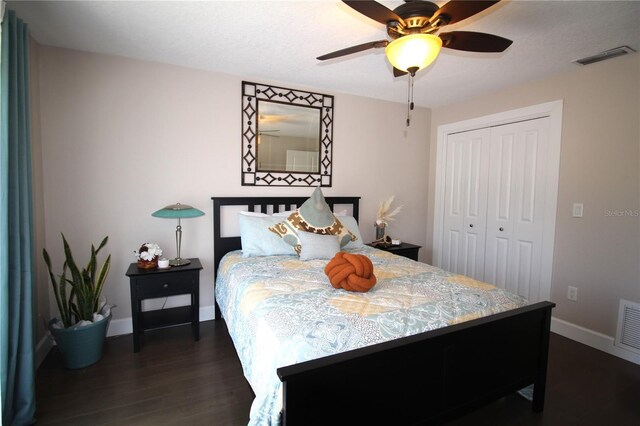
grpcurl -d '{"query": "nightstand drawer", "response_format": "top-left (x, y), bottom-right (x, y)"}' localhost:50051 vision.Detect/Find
top-left (136, 274), bottom-right (194, 299)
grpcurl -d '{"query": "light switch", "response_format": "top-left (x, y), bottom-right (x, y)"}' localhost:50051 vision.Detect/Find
top-left (572, 203), bottom-right (583, 218)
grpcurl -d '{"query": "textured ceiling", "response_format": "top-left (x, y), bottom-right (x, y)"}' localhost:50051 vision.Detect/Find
top-left (7, 0), bottom-right (640, 108)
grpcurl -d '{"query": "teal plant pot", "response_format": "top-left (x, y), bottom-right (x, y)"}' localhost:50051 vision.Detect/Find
top-left (49, 313), bottom-right (112, 369)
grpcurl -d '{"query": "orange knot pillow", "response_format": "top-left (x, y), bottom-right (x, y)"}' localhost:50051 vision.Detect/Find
top-left (324, 252), bottom-right (377, 292)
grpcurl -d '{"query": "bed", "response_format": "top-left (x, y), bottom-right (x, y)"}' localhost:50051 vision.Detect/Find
top-left (212, 195), bottom-right (555, 425)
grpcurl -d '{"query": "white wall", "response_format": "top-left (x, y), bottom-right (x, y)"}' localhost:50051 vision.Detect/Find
top-left (31, 34), bottom-right (639, 363)
top-left (428, 54), bottom-right (640, 338)
top-left (33, 45), bottom-right (431, 327)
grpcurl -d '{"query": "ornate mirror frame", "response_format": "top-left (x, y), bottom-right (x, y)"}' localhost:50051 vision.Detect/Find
top-left (241, 81), bottom-right (334, 187)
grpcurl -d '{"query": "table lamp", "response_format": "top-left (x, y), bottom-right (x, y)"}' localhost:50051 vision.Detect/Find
top-left (152, 203), bottom-right (204, 266)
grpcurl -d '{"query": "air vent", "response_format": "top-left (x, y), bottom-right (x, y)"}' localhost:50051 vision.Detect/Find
top-left (574, 46), bottom-right (636, 66)
top-left (615, 299), bottom-right (640, 355)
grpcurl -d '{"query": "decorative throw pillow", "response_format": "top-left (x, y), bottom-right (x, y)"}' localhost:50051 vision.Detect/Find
top-left (298, 231), bottom-right (340, 261)
top-left (324, 252), bottom-right (377, 292)
top-left (268, 187), bottom-right (356, 254)
top-left (337, 215), bottom-right (365, 250)
top-left (239, 213), bottom-right (297, 257)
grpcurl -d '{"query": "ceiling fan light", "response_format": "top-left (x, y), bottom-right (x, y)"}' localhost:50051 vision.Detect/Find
top-left (385, 34), bottom-right (442, 73)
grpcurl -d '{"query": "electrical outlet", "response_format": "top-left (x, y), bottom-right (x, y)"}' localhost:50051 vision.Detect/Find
top-left (567, 286), bottom-right (578, 302)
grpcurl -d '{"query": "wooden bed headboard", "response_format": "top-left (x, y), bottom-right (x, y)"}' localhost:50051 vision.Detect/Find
top-left (211, 196), bottom-right (360, 276)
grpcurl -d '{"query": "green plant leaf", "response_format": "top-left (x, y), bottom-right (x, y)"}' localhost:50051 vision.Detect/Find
top-left (59, 266), bottom-right (71, 327)
top-left (62, 234), bottom-right (83, 289)
top-left (95, 236), bottom-right (109, 253)
top-left (88, 244), bottom-right (97, 293)
top-left (71, 301), bottom-right (80, 322)
top-left (94, 254), bottom-right (111, 312)
top-left (43, 248), bottom-right (72, 328)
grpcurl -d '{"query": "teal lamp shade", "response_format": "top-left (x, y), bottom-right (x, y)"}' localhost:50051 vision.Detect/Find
top-left (152, 203), bottom-right (204, 266)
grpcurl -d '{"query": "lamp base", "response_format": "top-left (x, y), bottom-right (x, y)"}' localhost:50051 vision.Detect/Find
top-left (169, 257), bottom-right (191, 267)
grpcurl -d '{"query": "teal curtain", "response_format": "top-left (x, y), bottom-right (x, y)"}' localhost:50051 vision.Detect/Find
top-left (0, 8), bottom-right (36, 426)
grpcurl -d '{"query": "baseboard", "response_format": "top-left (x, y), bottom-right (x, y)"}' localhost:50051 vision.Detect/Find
top-left (106, 305), bottom-right (216, 337)
top-left (35, 334), bottom-right (54, 368)
top-left (551, 316), bottom-right (640, 366)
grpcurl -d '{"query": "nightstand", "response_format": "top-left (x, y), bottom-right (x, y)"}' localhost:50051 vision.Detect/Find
top-left (367, 242), bottom-right (421, 261)
top-left (125, 258), bottom-right (202, 352)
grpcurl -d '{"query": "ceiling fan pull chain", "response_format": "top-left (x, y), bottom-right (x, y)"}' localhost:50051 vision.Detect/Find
top-left (406, 73), bottom-right (415, 127)
top-left (410, 73), bottom-right (415, 111)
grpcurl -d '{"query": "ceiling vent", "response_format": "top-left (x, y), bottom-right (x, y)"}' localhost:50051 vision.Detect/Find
top-left (574, 46), bottom-right (636, 66)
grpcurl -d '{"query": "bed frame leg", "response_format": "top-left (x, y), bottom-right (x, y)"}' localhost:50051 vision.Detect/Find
top-left (532, 305), bottom-right (553, 412)
top-left (532, 378), bottom-right (546, 412)
top-left (214, 300), bottom-right (221, 320)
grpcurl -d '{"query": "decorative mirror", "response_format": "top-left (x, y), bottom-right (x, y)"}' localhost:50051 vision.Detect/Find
top-left (241, 81), bottom-right (334, 186)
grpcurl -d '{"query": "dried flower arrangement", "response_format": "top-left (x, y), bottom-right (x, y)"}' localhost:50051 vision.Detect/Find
top-left (376, 195), bottom-right (402, 227)
top-left (374, 196), bottom-right (403, 244)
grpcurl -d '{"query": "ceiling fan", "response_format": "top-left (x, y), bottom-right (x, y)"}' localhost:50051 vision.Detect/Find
top-left (317, 0), bottom-right (512, 77)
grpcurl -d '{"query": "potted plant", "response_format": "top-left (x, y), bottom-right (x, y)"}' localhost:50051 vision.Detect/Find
top-left (43, 234), bottom-right (113, 369)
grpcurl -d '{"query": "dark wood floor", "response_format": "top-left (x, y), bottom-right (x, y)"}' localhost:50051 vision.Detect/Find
top-left (36, 320), bottom-right (640, 425)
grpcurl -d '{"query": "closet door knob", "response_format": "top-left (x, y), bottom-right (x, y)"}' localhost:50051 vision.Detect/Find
top-left (469, 224), bottom-right (474, 228)
top-left (499, 227), bottom-right (504, 232)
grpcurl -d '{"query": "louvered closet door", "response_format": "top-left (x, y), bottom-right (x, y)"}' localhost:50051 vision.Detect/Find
top-left (484, 118), bottom-right (550, 300)
top-left (441, 128), bottom-right (490, 280)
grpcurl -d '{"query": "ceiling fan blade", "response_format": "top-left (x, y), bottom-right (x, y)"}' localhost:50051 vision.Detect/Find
top-left (440, 31), bottom-right (512, 52)
top-left (393, 67), bottom-right (408, 78)
top-left (343, 0), bottom-right (405, 26)
top-left (431, 1), bottom-right (501, 26)
top-left (317, 40), bottom-right (388, 61)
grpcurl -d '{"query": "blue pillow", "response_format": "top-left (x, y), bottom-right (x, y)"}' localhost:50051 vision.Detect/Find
top-left (238, 213), bottom-right (296, 257)
top-left (298, 231), bottom-right (340, 261)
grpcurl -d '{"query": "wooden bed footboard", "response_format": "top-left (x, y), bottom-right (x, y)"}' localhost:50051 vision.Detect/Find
top-left (277, 301), bottom-right (555, 426)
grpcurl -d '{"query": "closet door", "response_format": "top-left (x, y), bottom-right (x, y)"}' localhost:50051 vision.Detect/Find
top-left (441, 128), bottom-right (490, 280)
top-left (484, 118), bottom-right (550, 300)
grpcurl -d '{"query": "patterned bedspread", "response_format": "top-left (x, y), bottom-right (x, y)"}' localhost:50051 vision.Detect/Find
top-left (215, 246), bottom-right (528, 426)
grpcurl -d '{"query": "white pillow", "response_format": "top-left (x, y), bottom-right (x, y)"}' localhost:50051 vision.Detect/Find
top-left (238, 214), bottom-right (296, 257)
top-left (298, 231), bottom-right (340, 261)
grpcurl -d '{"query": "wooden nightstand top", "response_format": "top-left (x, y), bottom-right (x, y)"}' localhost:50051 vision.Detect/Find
top-left (126, 258), bottom-right (202, 277)
top-left (366, 242), bottom-right (421, 251)
top-left (366, 242), bottom-right (421, 261)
